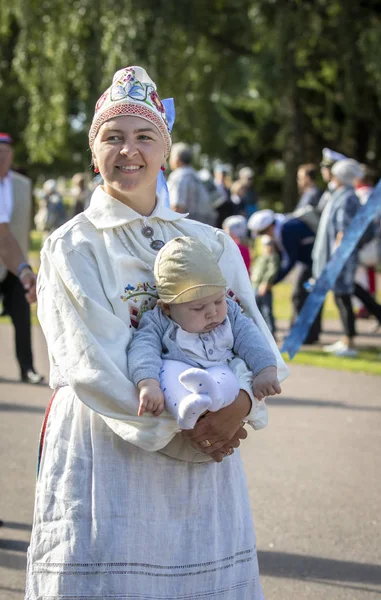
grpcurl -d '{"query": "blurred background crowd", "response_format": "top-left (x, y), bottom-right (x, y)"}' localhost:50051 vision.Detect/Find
top-left (15, 141), bottom-right (381, 363)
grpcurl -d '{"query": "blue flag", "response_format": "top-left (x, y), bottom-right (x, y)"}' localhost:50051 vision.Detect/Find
top-left (281, 180), bottom-right (381, 358)
top-left (156, 98), bottom-right (175, 207)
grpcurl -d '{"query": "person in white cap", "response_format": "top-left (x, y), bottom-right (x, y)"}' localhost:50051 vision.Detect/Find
top-left (27, 65), bottom-right (288, 600)
top-left (248, 208), bottom-right (321, 343)
top-left (313, 158), bottom-right (381, 356)
top-left (128, 236), bottom-right (280, 429)
top-left (222, 214), bottom-right (251, 271)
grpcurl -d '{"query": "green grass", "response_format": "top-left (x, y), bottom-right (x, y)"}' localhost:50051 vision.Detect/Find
top-left (30, 229), bottom-right (44, 255)
top-left (273, 282), bottom-right (343, 321)
top-left (283, 347), bottom-right (381, 375)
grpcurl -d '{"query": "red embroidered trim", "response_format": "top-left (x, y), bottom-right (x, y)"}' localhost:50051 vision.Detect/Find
top-left (89, 104), bottom-right (171, 157)
top-left (37, 390), bottom-right (57, 477)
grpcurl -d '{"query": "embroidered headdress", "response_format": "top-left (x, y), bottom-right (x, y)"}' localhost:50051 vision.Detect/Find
top-left (89, 66), bottom-right (171, 157)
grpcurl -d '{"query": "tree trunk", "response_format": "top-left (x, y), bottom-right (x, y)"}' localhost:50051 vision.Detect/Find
top-left (281, 93), bottom-right (305, 213)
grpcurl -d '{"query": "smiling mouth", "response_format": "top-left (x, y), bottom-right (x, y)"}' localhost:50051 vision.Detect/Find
top-left (117, 165), bottom-right (143, 172)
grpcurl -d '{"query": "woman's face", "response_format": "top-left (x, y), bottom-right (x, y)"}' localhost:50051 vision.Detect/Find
top-left (93, 115), bottom-right (166, 207)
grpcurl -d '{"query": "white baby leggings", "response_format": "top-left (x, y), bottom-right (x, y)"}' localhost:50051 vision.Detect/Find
top-left (159, 360), bottom-right (240, 429)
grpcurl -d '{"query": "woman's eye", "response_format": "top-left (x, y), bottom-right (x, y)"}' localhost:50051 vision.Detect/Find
top-left (137, 135), bottom-right (151, 141)
top-left (106, 135), bottom-right (122, 142)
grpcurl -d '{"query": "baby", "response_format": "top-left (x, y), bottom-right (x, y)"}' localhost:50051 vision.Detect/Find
top-left (250, 235), bottom-right (280, 336)
top-left (128, 236), bottom-right (281, 429)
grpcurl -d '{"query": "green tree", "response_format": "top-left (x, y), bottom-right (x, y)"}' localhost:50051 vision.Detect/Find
top-left (2, 0), bottom-right (381, 209)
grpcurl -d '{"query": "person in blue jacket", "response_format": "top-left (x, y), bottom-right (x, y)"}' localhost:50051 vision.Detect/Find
top-left (248, 209), bottom-right (321, 343)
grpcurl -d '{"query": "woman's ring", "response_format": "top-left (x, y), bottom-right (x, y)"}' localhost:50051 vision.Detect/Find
top-left (201, 439), bottom-right (212, 448)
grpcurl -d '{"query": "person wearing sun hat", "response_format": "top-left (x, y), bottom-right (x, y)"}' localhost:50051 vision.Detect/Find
top-left (128, 236), bottom-right (280, 430)
top-left (27, 65), bottom-right (288, 600)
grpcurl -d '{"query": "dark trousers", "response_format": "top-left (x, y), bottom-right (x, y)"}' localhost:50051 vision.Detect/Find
top-left (0, 271), bottom-right (34, 374)
top-left (354, 283), bottom-right (381, 323)
top-left (256, 291), bottom-right (275, 336)
top-left (334, 293), bottom-right (356, 339)
top-left (292, 263), bottom-right (322, 343)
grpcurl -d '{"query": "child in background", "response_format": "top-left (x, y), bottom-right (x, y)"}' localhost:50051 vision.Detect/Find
top-left (250, 235), bottom-right (280, 336)
top-left (128, 236), bottom-right (281, 430)
top-left (222, 215), bottom-right (251, 272)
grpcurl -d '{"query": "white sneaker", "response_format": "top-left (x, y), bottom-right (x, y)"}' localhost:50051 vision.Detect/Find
top-left (323, 340), bottom-right (345, 353)
top-left (333, 346), bottom-right (358, 358)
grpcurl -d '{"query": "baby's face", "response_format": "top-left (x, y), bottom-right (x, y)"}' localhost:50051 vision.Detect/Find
top-left (263, 244), bottom-right (274, 255)
top-left (169, 291), bottom-right (227, 334)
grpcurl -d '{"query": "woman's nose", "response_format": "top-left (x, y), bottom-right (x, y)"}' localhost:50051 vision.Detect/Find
top-left (120, 141), bottom-right (138, 157)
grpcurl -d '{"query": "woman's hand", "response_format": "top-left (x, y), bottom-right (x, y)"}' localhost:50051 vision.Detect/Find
top-left (207, 427), bottom-right (248, 462)
top-left (182, 390), bottom-right (251, 461)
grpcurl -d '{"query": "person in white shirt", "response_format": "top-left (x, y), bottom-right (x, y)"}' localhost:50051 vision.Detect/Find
top-left (0, 133), bottom-right (42, 383)
top-left (26, 66), bottom-right (288, 600)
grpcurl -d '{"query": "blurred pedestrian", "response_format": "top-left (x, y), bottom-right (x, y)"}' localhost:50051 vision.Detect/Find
top-left (167, 142), bottom-right (216, 224)
top-left (248, 208), bottom-right (321, 344)
top-left (318, 148), bottom-right (347, 214)
top-left (214, 164), bottom-right (234, 227)
top-left (230, 180), bottom-right (247, 217)
top-left (250, 235), bottom-right (280, 336)
top-left (238, 167), bottom-right (258, 218)
top-left (222, 215), bottom-right (251, 272)
top-left (34, 178), bottom-right (67, 236)
top-left (0, 132), bottom-right (43, 383)
top-left (313, 159), bottom-right (381, 356)
top-left (71, 173), bottom-right (91, 217)
top-left (354, 166), bottom-right (380, 318)
top-left (295, 163), bottom-right (322, 210)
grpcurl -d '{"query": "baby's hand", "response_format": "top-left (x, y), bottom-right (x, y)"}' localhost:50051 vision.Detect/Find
top-left (137, 379), bottom-right (165, 417)
top-left (253, 366), bottom-right (281, 400)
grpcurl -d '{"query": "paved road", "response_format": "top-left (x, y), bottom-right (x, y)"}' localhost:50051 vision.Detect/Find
top-left (1, 323), bottom-right (380, 599)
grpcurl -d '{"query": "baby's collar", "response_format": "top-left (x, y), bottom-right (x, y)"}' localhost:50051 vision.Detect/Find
top-left (85, 185), bottom-right (187, 229)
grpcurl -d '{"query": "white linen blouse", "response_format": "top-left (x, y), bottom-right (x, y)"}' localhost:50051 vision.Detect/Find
top-left (37, 185), bottom-right (288, 454)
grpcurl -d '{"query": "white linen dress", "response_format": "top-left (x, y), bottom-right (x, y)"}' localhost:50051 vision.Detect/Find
top-left (25, 186), bottom-right (288, 600)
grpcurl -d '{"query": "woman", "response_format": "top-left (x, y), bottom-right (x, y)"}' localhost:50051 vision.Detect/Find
top-left (26, 66), bottom-right (287, 599)
top-left (313, 159), bottom-right (366, 357)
